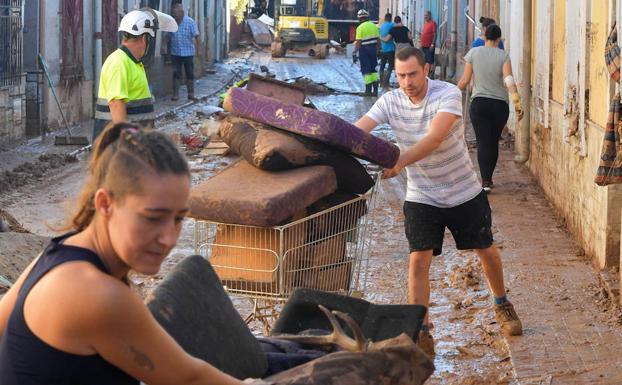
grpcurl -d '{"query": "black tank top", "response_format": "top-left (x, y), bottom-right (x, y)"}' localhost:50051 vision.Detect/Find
top-left (0, 233), bottom-right (139, 384)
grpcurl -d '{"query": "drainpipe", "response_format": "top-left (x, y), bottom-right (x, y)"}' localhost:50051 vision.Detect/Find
top-left (514, 0), bottom-right (531, 163)
top-left (448, 0), bottom-right (458, 78)
top-left (94, 0), bottom-right (102, 101)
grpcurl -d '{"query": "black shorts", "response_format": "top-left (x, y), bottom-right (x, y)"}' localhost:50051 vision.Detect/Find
top-left (403, 191), bottom-right (493, 256)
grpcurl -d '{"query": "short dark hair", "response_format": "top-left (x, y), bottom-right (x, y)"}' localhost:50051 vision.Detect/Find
top-left (384, 12), bottom-right (392, 21)
top-left (485, 23), bottom-right (501, 41)
top-left (479, 16), bottom-right (496, 28)
top-left (395, 46), bottom-right (426, 67)
top-left (394, 15), bottom-right (402, 23)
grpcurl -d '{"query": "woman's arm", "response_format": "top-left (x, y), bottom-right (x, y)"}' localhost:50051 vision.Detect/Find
top-left (76, 276), bottom-right (244, 385)
top-left (503, 60), bottom-right (524, 121)
top-left (382, 33), bottom-right (393, 42)
top-left (457, 62), bottom-right (473, 90)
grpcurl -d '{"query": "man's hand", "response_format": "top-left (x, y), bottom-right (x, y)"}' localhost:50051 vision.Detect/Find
top-left (382, 155), bottom-right (406, 179)
top-left (382, 165), bottom-right (402, 179)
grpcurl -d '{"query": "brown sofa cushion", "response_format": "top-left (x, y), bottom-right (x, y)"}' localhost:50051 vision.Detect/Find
top-left (223, 88), bottom-right (400, 168)
top-left (219, 115), bottom-right (375, 194)
top-left (189, 160), bottom-right (337, 227)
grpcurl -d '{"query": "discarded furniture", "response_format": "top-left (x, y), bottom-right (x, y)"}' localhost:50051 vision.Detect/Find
top-left (223, 88), bottom-right (400, 168)
top-left (266, 305), bottom-right (434, 385)
top-left (191, 168), bottom-right (382, 330)
top-left (271, 289), bottom-right (427, 343)
top-left (246, 73), bottom-right (306, 105)
top-left (146, 255), bottom-right (268, 379)
top-left (219, 115), bottom-right (375, 194)
top-left (188, 160), bottom-right (337, 227)
top-left (246, 19), bottom-right (273, 46)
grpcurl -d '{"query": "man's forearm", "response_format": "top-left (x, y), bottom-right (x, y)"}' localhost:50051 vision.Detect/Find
top-left (397, 135), bottom-right (443, 168)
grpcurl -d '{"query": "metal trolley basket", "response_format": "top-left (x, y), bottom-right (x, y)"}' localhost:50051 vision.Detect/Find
top-left (193, 168), bottom-right (382, 330)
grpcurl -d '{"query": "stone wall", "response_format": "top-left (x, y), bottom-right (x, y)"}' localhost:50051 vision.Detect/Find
top-left (0, 84), bottom-right (26, 143)
top-left (527, 102), bottom-right (622, 269)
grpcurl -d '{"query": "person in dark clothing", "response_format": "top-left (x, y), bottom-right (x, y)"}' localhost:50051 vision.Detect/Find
top-left (457, 24), bottom-right (523, 192)
top-left (383, 16), bottom-right (413, 53)
top-left (378, 13), bottom-right (395, 89)
top-left (0, 122), bottom-right (261, 385)
top-left (472, 17), bottom-right (505, 49)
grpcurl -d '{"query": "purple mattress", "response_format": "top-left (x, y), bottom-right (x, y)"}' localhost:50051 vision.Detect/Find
top-left (223, 88), bottom-right (400, 168)
top-left (189, 161), bottom-right (337, 227)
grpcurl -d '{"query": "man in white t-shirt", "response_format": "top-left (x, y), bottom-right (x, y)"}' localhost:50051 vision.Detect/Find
top-left (355, 47), bottom-right (522, 357)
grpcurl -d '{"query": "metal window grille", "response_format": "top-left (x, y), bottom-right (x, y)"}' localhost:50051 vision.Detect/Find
top-left (0, 1), bottom-right (23, 88)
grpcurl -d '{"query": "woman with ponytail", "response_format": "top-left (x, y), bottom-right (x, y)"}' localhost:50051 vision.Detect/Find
top-left (0, 123), bottom-right (255, 384)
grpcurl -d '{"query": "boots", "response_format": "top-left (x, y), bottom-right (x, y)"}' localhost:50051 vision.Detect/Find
top-left (371, 81), bottom-right (378, 97)
top-left (187, 80), bottom-right (197, 101)
top-left (172, 78), bottom-right (180, 101)
top-left (364, 83), bottom-right (373, 96)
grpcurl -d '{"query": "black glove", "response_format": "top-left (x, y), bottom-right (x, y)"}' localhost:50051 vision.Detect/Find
top-left (352, 53), bottom-right (359, 64)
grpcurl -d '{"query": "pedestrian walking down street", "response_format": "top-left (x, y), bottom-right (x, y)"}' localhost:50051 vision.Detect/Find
top-left (384, 16), bottom-right (413, 53)
top-left (457, 24), bottom-right (524, 193)
top-left (420, 11), bottom-right (437, 77)
top-left (0, 122), bottom-right (260, 385)
top-left (164, 4), bottom-right (201, 101)
top-left (353, 9), bottom-right (380, 97)
top-left (92, 9), bottom-right (178, 142)
top-left (471, 17), bottom-right (505, 50)
top-left (355, 47), bottom-right (522, 358)
top-left (378, 13), bottom-right (395, 89)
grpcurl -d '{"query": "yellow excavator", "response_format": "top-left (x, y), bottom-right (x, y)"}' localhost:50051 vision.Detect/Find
top-left (271, 0), bottom-right (329, 59)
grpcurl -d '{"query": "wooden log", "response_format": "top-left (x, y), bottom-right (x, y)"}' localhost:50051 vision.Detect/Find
top-left (223, 88), bottom-right (400, 168)
top-left (219, 115), bottom-right (375, 194)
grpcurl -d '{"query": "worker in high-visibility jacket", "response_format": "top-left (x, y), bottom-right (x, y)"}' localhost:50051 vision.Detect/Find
top-left (353, 9), bottom-right (381, 96)
top-left (93, 8), bottom-right (177, 142)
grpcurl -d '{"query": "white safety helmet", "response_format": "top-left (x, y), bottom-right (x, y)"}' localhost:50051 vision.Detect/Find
top-left (357, 9), bottom-right (369, 18)
top-left (119, 8), bottom-right (178, 37)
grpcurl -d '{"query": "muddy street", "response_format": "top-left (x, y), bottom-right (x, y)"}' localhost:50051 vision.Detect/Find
top-left (3, 48), bottom-right (622, 384)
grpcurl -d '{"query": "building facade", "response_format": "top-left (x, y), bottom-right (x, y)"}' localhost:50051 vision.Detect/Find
top-left (0, 0), bottom-right (230, 145)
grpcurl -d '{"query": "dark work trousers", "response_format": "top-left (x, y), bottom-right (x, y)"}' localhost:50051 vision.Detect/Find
top-left (171, 55), bottom-right (194, 82)
top-left (422, 46), bottom-right (434, 64)
top-left (379, 51), bottom-right (395, 73)
top-left (469, 97), bottom-right (510, 184)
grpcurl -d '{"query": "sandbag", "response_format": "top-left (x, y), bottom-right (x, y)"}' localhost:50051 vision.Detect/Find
top-left (223, 88), bottom-right (400, 168)
top-left (219, 115), bottom-right (375, 194)
top-left (189, 160), bottom-right (337, 227)
top-left (147, 255), bottom-right (268, 379)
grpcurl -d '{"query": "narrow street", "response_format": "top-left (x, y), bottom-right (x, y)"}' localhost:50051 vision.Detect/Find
top-left (3, 46), bottom-right (622, 383)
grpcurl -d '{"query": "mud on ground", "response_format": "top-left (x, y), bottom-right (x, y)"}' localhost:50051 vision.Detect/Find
top-left (0, 154), bottom-right (78, 195)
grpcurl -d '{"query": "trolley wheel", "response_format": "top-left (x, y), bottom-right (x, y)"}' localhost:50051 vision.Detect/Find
top-left (271, 41), bottom-right (286, 58)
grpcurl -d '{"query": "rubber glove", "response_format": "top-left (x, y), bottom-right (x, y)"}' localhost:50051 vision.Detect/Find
top-left (510, 92), bottom-right (524, 122)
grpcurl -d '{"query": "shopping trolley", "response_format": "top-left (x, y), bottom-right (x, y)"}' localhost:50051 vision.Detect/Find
top-left (193, 168), bottom-right (382, 332)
